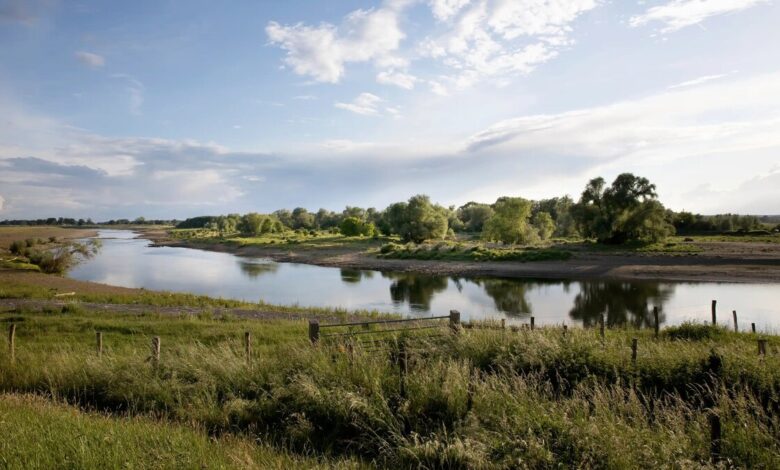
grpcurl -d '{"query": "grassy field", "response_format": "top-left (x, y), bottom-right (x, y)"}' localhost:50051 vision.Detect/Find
top-left (2, 305), bottom-right (779, 468)
top-left (0, 394), bottom-right (362, 469)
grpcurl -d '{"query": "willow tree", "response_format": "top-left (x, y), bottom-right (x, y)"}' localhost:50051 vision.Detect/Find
top-left (572, 173), bottom-right (674, 244)
top-left (482, 197), bottom-right (537, 244)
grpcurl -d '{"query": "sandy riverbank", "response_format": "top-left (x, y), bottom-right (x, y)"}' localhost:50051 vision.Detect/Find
top-left (142, 229), bottom-right (780, 284)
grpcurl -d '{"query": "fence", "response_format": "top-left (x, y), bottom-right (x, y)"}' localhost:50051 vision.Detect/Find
top-left (3, 299), bottom-right (775, 464)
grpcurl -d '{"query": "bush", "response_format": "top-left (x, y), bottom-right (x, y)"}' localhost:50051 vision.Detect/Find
top-left (663, 322), bottom-right (722, 341)
top-left (339, 217), bottom-right (376, 237)
top-left (9, 240), bottom-right (25, 255)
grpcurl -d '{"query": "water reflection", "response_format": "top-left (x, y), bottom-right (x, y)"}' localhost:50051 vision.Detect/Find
top-left (340, 268), bottom-right (374, 284)
top-left (238, 260), bottom-right (279, 278)
top-left (382, 272), bottom-right (449, 311)
top-left (569, 281), bottom-right (673, 328)
top-left (469, 278), bottom-right (533, 318)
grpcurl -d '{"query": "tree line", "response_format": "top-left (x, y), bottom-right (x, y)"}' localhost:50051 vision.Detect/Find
top-left (3, 174), bottom-right (773, 244)
top-left (174, 174), bottom-right (775, 245)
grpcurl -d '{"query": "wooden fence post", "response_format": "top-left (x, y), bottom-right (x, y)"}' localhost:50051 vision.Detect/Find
top-left (244, 331), bottom-right (252, 363)
top-left (398, 340), bottom-right (408, 399)
top-left (562, 324), bottom-right (567, 338)
top-left (631, 338), bottom-right (638, 364)
top-left (710, 413), bottom-right (722, 463)
top-left (530, 316), bottom-right (535, 331)
top-left (653, 306), bottom-right (660, 338)
top-left (758, 339), bottom-right (767, 357)
top-left (96, 331), bottom-right (103, 356)
top-left (732, 311), bottom-right (738, 333)
top-left (711, 300), bottom-right (717, 325)
top-left (599, 314), bottom-right (605, 341)
top-left (309, 320), bottom-right (320, 344)
top-left (449, 310), bottom-right (461, 333)
top-left (8, 324), bottom-right (16, 362)
top-left (751, 323), bottom-right (756, 334)
top-left (500, 319), bottom-right (505, 330)
top-left (151, 336), bottom-right (160, 364)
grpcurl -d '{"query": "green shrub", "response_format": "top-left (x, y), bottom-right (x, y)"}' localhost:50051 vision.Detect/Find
top-left (663, 322), bottom-right (723, 341)
top-left (9, 240), bottom-right (25, 255)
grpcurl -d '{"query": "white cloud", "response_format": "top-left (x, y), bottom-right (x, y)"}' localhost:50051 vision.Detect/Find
top-left (466, 72), bottom-right (780, 163)
top-left (420, 0), bottom-right (599, 90)
top-left (266, 2), bottom-right (407, 83)
top-left (74, 51), bottom-right (105, 68)
top-left (487, 0), bottom-right (599, 39)
top-left (335, 92), bottom-right (384, 115)
top-left (630, 0), bottom-right (769, 33)
top-left (430, 0), bottom-right (471, 21)
top-left (376, 70), bottom-right (418, 89)
top-left (667, 72), bottom-right (734, 89)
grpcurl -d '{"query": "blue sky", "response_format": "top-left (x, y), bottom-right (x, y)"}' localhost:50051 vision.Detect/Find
top-left (1, 0), bottom-right (778, 219)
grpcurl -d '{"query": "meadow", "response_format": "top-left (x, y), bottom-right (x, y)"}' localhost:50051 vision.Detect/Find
top-left (2, 305), bottom-right (779, 468)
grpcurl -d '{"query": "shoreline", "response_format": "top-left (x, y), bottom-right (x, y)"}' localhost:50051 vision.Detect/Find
top-left (140, 230), bottom-right (780, 284)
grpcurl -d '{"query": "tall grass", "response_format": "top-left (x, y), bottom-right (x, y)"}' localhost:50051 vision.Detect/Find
top-left (0, 394), bottom-right (363, 469)
top-left (1, 310), bottom-right (779, 468)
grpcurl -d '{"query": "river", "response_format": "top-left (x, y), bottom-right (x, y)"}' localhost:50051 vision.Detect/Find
top-left (67, 230), bottom-right (779, 330)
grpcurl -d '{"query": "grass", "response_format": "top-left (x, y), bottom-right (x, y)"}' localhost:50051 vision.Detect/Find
top-left (169, 228), bottom-right (389, 250)
top-left (0, 394), bottom-right (362, 469)
top-left (2, 308), bottom-right (779, 468)
top-left (378, 240), bottom-right (573, 262)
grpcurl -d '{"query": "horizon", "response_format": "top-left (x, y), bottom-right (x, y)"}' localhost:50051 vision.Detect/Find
top-left (1, 0), bottom-right (779, 219)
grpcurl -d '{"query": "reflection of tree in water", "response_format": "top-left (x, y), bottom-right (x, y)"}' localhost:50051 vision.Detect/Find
top-left (340, 269), bottom-right (374, 284)
top-left (569, 281), bottom-right (673, 328)
top-left (381, 272), bottom-right (448, 312)
top-left (238, 260), bottom-right (279, 279)
top-left (470, 279), bottom-right (532, 318)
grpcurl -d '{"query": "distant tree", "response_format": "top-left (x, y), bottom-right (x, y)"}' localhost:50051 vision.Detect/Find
top-left (339, 216), bottom-right (376, 237)
top-left (532, 211), bottom-right (555, 240)
top-left (291, 207), bottom-right (315, 229)
top-left (239, 213), bottom-right (264, 236)
top-left (534, 196), bottom-right (578, 237)
top-left (381, 195), bottom-right (448, 243)
top-left (457, 202), bottom-right (494, 232)
top-left (273, 209), bottom-right (293, 228)
top-left (314, 208), bottom-right (340, 229)
top-left (572, 173), bottom-right (674, 244)
top-left (482, 197), bottom-right (537, 244)
top-left (342, 206), bottom-right (367, 221)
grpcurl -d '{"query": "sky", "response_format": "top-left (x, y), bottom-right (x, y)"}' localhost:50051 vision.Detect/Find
top-left (0, 0), bottom-right (778, 220)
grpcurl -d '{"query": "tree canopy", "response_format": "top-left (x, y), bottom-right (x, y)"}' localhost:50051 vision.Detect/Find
top-left (572, 173), bottom-right (674, 244)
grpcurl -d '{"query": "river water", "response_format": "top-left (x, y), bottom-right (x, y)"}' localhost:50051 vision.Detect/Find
top-left (67, 230), bottom-right (779, 330)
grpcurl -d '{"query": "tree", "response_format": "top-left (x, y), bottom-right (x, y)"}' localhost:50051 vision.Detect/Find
top-left (482, 197), bottom-right (537, 244)
top-left (457, 202), bottom-right (494, 232)
top-left (339, 216), bottom-right (376, 237)
top-left (291, 207), bottom-right (315, 229)
top-left (532, 212), bottom-right (555, 240)
top-left (273, 209), bottom-right (293, 228)
top-left (381, 195), bottom-right (448, 243)
top-left (572, 173), bottom-right (674, 244)
top-left (239, 213), bottom-right (263, 236)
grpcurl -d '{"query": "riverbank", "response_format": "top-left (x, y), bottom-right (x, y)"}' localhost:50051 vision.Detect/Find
top-left (145, 229), bottom-right (780, 283)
